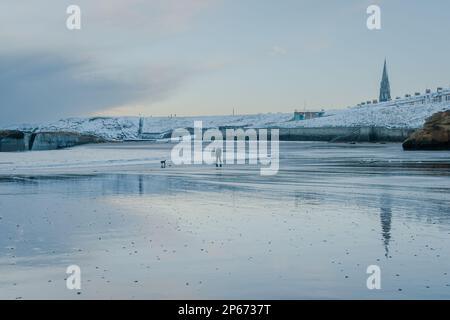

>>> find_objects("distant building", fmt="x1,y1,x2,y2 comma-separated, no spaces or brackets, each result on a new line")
293,111,325,121
379,59,392,102
353,60,450,108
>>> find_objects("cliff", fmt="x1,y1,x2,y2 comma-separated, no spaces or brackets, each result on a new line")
0,131,105,152
0,130,27,152
403,111,450,150
30,132,105,151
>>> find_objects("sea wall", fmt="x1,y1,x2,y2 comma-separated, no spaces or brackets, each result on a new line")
278,126,416,142
168,126,415,142
1,126,417,152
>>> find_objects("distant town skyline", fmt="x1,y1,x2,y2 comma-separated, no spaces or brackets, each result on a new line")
1,0,450,125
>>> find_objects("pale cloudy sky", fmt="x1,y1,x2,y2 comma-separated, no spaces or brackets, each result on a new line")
1,0,450,125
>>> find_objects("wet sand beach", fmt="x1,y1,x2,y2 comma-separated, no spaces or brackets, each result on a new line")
1,142,450,299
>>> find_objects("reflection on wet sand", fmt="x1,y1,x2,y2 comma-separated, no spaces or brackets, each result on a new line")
380,194,392,258
1,142,450,299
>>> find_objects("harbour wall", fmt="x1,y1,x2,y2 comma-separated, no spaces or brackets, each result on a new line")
277,126,416,142
162,126,416,143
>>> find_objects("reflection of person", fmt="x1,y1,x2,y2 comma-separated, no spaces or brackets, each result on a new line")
215,147,222,167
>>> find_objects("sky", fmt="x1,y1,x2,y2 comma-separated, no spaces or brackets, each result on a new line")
1,0,450,125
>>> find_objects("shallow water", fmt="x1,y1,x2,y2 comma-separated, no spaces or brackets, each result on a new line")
0,142,450,299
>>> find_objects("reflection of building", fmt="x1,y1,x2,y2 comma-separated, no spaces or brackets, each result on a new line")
293,111,325,121
380,194,392,258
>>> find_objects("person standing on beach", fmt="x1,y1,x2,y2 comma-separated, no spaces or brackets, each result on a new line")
215,147,223,167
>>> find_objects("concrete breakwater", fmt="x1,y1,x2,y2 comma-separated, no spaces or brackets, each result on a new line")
278,126,416,142
0,131,105,152
161,126,416,143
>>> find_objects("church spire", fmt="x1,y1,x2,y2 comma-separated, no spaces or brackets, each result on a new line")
379,59,391,102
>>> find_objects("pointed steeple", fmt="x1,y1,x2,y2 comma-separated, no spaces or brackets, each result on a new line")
379,59,391,102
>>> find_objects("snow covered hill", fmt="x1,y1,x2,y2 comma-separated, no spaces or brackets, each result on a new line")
4,99,450,141
283,101,450,129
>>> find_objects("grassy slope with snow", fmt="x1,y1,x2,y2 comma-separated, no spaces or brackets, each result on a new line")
282,102,450,129
4,101,450,140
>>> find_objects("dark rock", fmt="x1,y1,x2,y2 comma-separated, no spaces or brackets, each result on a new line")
0,130,26,152
403,111,450,150
0,130,24,140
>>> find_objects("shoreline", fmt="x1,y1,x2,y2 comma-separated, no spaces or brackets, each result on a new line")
2,141,450,178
